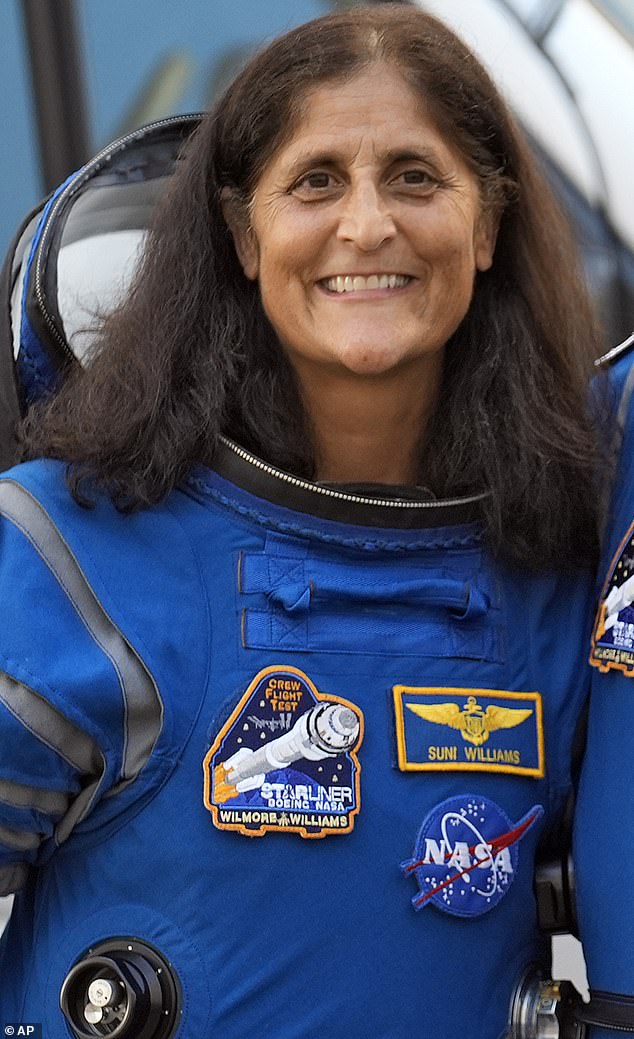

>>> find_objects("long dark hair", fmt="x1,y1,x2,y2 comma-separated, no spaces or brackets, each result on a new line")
20,4,605,565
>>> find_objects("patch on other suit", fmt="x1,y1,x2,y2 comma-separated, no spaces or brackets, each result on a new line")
591,520,634,675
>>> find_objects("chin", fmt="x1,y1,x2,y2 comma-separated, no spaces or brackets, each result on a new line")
342,357,403,377
334,342,425,378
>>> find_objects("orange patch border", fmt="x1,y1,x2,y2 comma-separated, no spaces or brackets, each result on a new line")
203,665,364,838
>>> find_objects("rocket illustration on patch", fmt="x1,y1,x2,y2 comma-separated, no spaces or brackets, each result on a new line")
204,666,364,838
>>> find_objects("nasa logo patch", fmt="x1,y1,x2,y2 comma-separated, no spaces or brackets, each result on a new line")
203,666,364,838
591,519,634,675
400,795,543,917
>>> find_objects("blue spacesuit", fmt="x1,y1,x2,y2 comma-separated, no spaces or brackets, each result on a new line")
0,436,594,1038
576,335,634,1039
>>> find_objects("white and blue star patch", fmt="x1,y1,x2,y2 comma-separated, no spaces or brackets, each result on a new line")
401,794,543,917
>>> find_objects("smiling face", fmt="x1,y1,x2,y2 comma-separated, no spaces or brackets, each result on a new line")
226,64,496,385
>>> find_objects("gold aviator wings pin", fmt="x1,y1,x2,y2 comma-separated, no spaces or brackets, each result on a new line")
406,696,533,747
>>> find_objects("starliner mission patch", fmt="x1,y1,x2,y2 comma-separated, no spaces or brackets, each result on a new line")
203,666,364,837
393,687,544,777
591,519,634,675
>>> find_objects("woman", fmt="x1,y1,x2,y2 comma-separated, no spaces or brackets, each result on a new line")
0,6,604,1037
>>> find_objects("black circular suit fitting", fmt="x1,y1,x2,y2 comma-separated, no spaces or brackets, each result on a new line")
60,937,181,1039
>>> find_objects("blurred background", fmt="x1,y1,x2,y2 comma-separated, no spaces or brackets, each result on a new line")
2,0,633,348
1,0,632,989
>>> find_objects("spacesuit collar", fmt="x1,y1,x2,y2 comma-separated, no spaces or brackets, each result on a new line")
207,436,486,530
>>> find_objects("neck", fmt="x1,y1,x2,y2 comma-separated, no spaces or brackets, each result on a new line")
295,358,443,485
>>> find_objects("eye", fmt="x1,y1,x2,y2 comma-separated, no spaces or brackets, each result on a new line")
391,168,439,193
291,170,341,199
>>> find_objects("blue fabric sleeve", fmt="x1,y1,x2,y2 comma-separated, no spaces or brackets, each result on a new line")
0,498,124,892
575,351,634,1035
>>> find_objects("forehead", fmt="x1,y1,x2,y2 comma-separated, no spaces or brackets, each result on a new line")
263,64,465,174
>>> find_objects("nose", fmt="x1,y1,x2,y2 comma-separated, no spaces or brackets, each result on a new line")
336,180,397,251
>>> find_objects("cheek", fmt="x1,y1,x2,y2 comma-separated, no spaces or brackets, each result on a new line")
257,206,332,276
427,245,478,295
256,258,307,345
418,200,483,260
258,238,319,310
426,222,483,288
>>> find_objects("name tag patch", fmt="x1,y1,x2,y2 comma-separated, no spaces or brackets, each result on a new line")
393,686,544,777
400,795,543,917
591,520,634,675
203,666,363,838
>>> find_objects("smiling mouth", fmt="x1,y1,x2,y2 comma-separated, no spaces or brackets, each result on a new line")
321,274,413,294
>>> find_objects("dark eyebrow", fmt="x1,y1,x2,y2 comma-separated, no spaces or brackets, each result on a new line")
383,148,441,164
285,153,340,177
284,146,443,178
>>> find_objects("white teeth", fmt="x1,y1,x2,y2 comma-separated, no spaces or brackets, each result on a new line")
324,274,410,293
